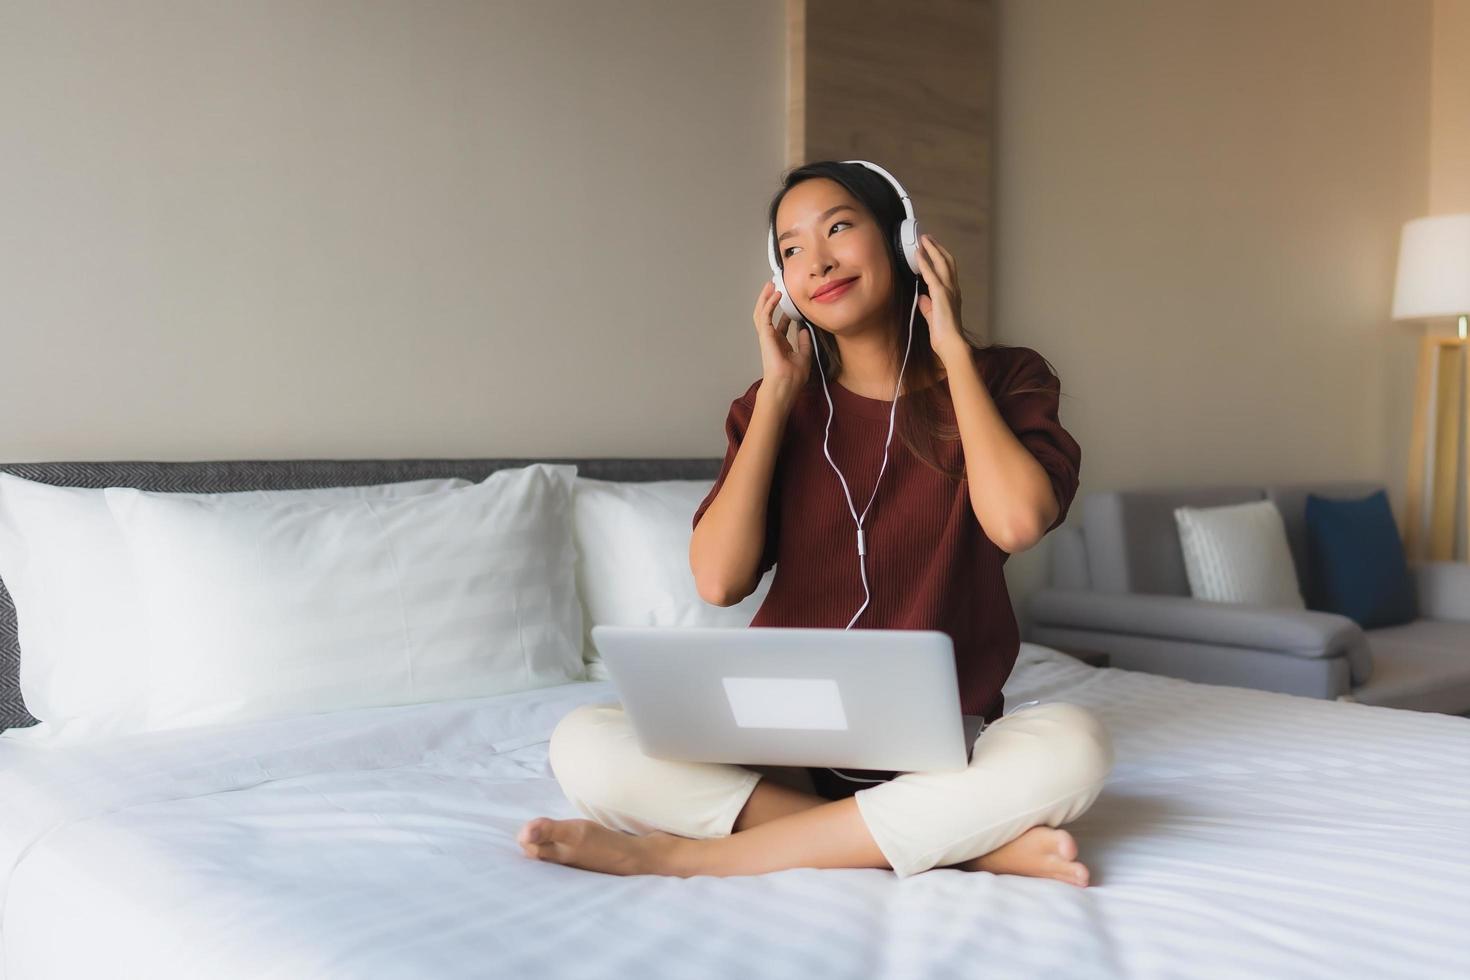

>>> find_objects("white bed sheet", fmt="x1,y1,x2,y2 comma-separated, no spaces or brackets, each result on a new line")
2,643,1468,980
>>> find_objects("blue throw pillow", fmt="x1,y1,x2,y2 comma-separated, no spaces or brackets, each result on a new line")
1303,490,1416,629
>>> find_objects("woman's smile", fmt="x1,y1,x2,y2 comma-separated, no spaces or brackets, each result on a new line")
812,276,859,303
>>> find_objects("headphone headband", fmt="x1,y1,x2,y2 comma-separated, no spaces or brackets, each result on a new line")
766,159,918,274
842,159,916,223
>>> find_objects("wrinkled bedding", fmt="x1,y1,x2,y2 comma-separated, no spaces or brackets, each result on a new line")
2,643,1467,979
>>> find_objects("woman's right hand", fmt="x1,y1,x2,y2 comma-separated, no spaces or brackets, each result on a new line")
752,280,813,407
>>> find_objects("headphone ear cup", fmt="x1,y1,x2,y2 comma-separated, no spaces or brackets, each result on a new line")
772,272,803,323
898,218,922,275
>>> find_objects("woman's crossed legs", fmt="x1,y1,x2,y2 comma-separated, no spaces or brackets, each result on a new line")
518,699,1114,884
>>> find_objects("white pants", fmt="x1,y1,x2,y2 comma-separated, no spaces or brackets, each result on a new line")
546,699,1115,879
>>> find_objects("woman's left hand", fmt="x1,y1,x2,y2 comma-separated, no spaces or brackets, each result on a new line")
916,233,967,364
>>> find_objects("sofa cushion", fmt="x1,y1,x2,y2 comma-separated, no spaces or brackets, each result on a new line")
1304,490,1416,628
1047,524,1091,590
1410,560,1470,622
1263,480,1386,607
1173,500,1305,608
1357,620,1470,714
1082,486,1264,595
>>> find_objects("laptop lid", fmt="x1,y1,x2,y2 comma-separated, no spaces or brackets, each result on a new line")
590,625,976,772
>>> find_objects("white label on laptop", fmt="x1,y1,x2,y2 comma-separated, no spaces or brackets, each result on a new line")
721,677,849,730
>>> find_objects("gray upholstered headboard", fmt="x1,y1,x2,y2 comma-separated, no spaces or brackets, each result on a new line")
0,457,722,731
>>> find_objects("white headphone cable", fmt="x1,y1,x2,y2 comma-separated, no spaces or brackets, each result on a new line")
804,284,919,784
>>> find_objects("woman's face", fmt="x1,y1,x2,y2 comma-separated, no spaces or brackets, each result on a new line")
774,178,893,336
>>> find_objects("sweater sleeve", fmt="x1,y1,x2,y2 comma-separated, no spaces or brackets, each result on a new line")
691,381,782,578
990,347,1082,535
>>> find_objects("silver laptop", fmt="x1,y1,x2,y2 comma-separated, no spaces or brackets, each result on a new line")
590,625,986,773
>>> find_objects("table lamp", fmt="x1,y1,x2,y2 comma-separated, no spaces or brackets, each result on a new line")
1394,212,1470,562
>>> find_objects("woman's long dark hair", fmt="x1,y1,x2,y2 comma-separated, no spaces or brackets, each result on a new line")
767,160,1054,482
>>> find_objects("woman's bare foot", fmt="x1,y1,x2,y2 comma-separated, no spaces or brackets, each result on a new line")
956,825,1091,886
517,816,681,876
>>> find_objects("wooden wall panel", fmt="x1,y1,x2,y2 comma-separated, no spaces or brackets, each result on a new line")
786,0,994,341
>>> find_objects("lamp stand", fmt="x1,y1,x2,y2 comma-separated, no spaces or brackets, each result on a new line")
1404,323,1470,562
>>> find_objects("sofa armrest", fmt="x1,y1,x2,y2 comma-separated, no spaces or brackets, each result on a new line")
1409,561,1470,623
1028,588,1368,669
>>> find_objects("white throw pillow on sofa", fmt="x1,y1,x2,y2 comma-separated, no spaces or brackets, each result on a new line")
100,463,585,734
1173,499,1305,608
0,472,471,742
573,477,774,680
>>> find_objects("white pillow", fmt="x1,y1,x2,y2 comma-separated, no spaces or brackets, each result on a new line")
1173,500,1305,607
98,463,585,734
0,472,471,742
572,477,774,681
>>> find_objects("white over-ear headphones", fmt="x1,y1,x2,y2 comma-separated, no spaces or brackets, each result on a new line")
767,160,926,786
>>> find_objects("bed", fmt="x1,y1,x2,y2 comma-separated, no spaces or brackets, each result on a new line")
2,460,1468,979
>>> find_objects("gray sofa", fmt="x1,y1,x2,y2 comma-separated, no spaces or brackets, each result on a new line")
1025,480,1470,716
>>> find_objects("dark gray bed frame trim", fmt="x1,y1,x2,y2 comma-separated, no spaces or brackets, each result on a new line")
0,457,723,731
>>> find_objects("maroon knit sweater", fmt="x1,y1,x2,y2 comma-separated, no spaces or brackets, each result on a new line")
691,344,1081,799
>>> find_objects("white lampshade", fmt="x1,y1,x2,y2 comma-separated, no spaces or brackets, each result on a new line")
1392,212,1470,320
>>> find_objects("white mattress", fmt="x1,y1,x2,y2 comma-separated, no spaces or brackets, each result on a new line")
2,643,1467,980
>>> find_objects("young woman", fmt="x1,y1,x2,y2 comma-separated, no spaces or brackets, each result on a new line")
518,161,1113,885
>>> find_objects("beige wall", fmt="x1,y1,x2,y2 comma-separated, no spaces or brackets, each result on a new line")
993,0,1434,620
1430,0,1470,212
0,1,1450,626
0,0,787,460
